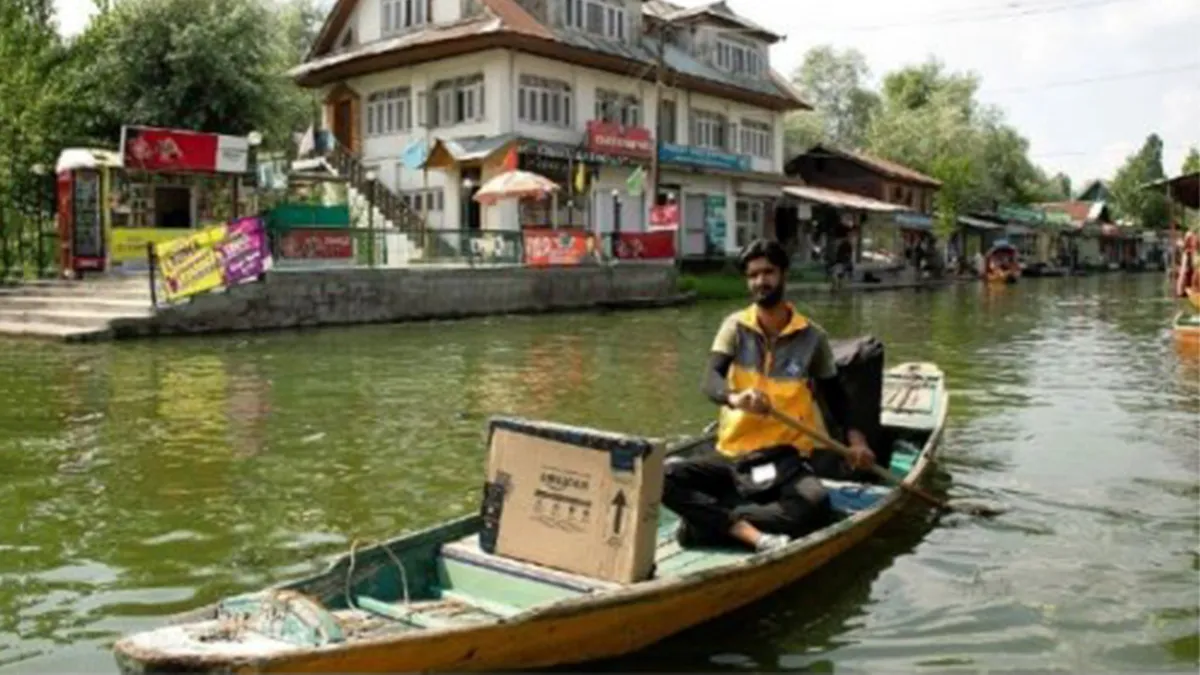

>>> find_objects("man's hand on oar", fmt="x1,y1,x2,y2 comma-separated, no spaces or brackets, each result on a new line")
764,407,1006,518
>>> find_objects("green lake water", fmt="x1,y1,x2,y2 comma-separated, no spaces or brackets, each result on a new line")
1,274,1197,672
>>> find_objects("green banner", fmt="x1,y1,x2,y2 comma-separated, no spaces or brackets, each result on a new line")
265,204,351,232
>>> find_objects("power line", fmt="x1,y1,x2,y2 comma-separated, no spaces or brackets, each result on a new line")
800,0,1145,33
984,63,1200,93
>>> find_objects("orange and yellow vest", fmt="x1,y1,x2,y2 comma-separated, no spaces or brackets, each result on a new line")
716,304,832,459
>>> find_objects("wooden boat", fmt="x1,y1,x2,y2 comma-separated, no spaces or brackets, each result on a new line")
112,362,949,674
983,241,1020,284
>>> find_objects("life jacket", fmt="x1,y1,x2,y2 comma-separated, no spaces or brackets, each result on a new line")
716,303,833,459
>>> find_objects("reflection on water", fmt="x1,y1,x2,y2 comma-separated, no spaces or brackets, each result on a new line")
0,274,1196,673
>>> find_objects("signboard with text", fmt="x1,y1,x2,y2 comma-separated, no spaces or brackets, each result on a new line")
121,125,250,174
649,203,680,230
523,228,595,266
615,231,676,260
586,121,653,159
279,229,354,260
658,143,751,172
154,216,270,303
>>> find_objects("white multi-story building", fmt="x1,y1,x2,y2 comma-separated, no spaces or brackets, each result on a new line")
291,0,809,257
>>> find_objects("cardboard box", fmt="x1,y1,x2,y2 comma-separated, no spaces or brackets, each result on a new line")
477,417,664,584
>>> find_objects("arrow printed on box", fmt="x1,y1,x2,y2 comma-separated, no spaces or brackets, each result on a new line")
611,490,627,536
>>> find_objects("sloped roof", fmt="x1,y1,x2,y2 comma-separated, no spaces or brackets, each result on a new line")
645,0,781,42
1142,172,1199,210
296,0,805,109
801,144,942,188
782,185,908,212
1037,200,1113,224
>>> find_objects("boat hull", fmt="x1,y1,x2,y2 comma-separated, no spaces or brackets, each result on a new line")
114,364,949,674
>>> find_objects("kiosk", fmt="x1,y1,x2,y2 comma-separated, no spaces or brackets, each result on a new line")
54,125,254,277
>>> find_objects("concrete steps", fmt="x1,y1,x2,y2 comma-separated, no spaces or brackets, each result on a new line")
0,277,155,341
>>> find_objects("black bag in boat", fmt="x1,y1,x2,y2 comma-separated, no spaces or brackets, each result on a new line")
811,335,888,480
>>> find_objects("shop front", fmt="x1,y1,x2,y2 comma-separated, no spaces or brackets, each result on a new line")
658,143,755,259
55,125,255,277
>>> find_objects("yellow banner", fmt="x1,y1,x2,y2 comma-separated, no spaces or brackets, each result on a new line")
111,228,183,264
153,223,228,302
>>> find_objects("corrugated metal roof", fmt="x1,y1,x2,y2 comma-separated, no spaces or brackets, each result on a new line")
781,185,908,212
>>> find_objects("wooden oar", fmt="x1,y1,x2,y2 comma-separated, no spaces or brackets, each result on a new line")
765,408,1004,518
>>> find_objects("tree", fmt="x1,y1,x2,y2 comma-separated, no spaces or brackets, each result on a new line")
1109,134,1170,228
62,0,314,155
785,46,879,152
1183,146,1200,175
1049,172,1072,200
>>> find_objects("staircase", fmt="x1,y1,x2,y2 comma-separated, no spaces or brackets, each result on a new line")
301,142,432,264
0,276,154,341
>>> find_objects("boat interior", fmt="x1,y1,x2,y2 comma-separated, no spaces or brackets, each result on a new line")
174,440,934,651
134,364,945,659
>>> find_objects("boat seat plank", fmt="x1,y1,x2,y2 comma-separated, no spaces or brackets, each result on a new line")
353,596,495,630
438,589,522,618
440,534,622,593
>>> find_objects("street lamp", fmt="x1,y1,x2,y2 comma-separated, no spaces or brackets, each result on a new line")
365,168,377,266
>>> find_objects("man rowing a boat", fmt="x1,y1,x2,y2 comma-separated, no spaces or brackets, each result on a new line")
662,239,876,553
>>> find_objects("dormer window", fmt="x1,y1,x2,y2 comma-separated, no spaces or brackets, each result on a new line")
383,0,428,36
716,38,762,77
565,0,625,41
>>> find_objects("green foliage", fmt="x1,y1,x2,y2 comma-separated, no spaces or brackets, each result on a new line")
785,46,879,152
1110,134,1170,229
1182,147,1200,175
787,51,1075,227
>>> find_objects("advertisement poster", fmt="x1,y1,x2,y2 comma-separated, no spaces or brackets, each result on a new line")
523,228,595,266
218,217,269,286
111,229,181,266
704,195,726,255
614,231,676,260
649,203,680,230
154,217,270,303
279,229,354,260
121,125,249,174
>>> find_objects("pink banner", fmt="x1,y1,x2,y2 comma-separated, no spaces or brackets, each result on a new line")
218,216,270,286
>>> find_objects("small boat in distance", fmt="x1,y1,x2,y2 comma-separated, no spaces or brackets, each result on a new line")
112,362,949,674
983,241,1021,284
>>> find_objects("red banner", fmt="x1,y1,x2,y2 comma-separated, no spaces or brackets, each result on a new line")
279,229,354,259
649,203,680,230
614,231,676,260
121,125,249,174
523,228,595,266
585,120,653,159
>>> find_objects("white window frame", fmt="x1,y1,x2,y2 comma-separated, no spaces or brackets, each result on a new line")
382,0,428,36
690,109,727,150
394,185,445,212
565,0,625,40
735,199,766,247
739,119,772,159
518,75,573,128
365,87,413,137
430,74,485,128
715,38,763,77
595,88,641,127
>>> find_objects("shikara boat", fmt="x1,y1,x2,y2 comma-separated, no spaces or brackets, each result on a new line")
113,362,949,674
983,241,1020,285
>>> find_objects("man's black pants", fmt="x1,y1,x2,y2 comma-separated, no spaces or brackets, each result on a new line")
661,447,835,545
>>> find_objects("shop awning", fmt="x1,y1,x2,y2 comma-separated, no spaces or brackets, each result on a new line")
424,133,518,170
893,212,932,230
958,215,1003,230
780,185,907,212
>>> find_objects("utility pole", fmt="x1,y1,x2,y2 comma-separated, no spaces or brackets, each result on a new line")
648,19,678,266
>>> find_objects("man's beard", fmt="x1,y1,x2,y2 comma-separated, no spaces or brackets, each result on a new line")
753,283,785,308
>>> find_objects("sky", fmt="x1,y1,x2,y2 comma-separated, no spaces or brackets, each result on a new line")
52,0,1199,190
